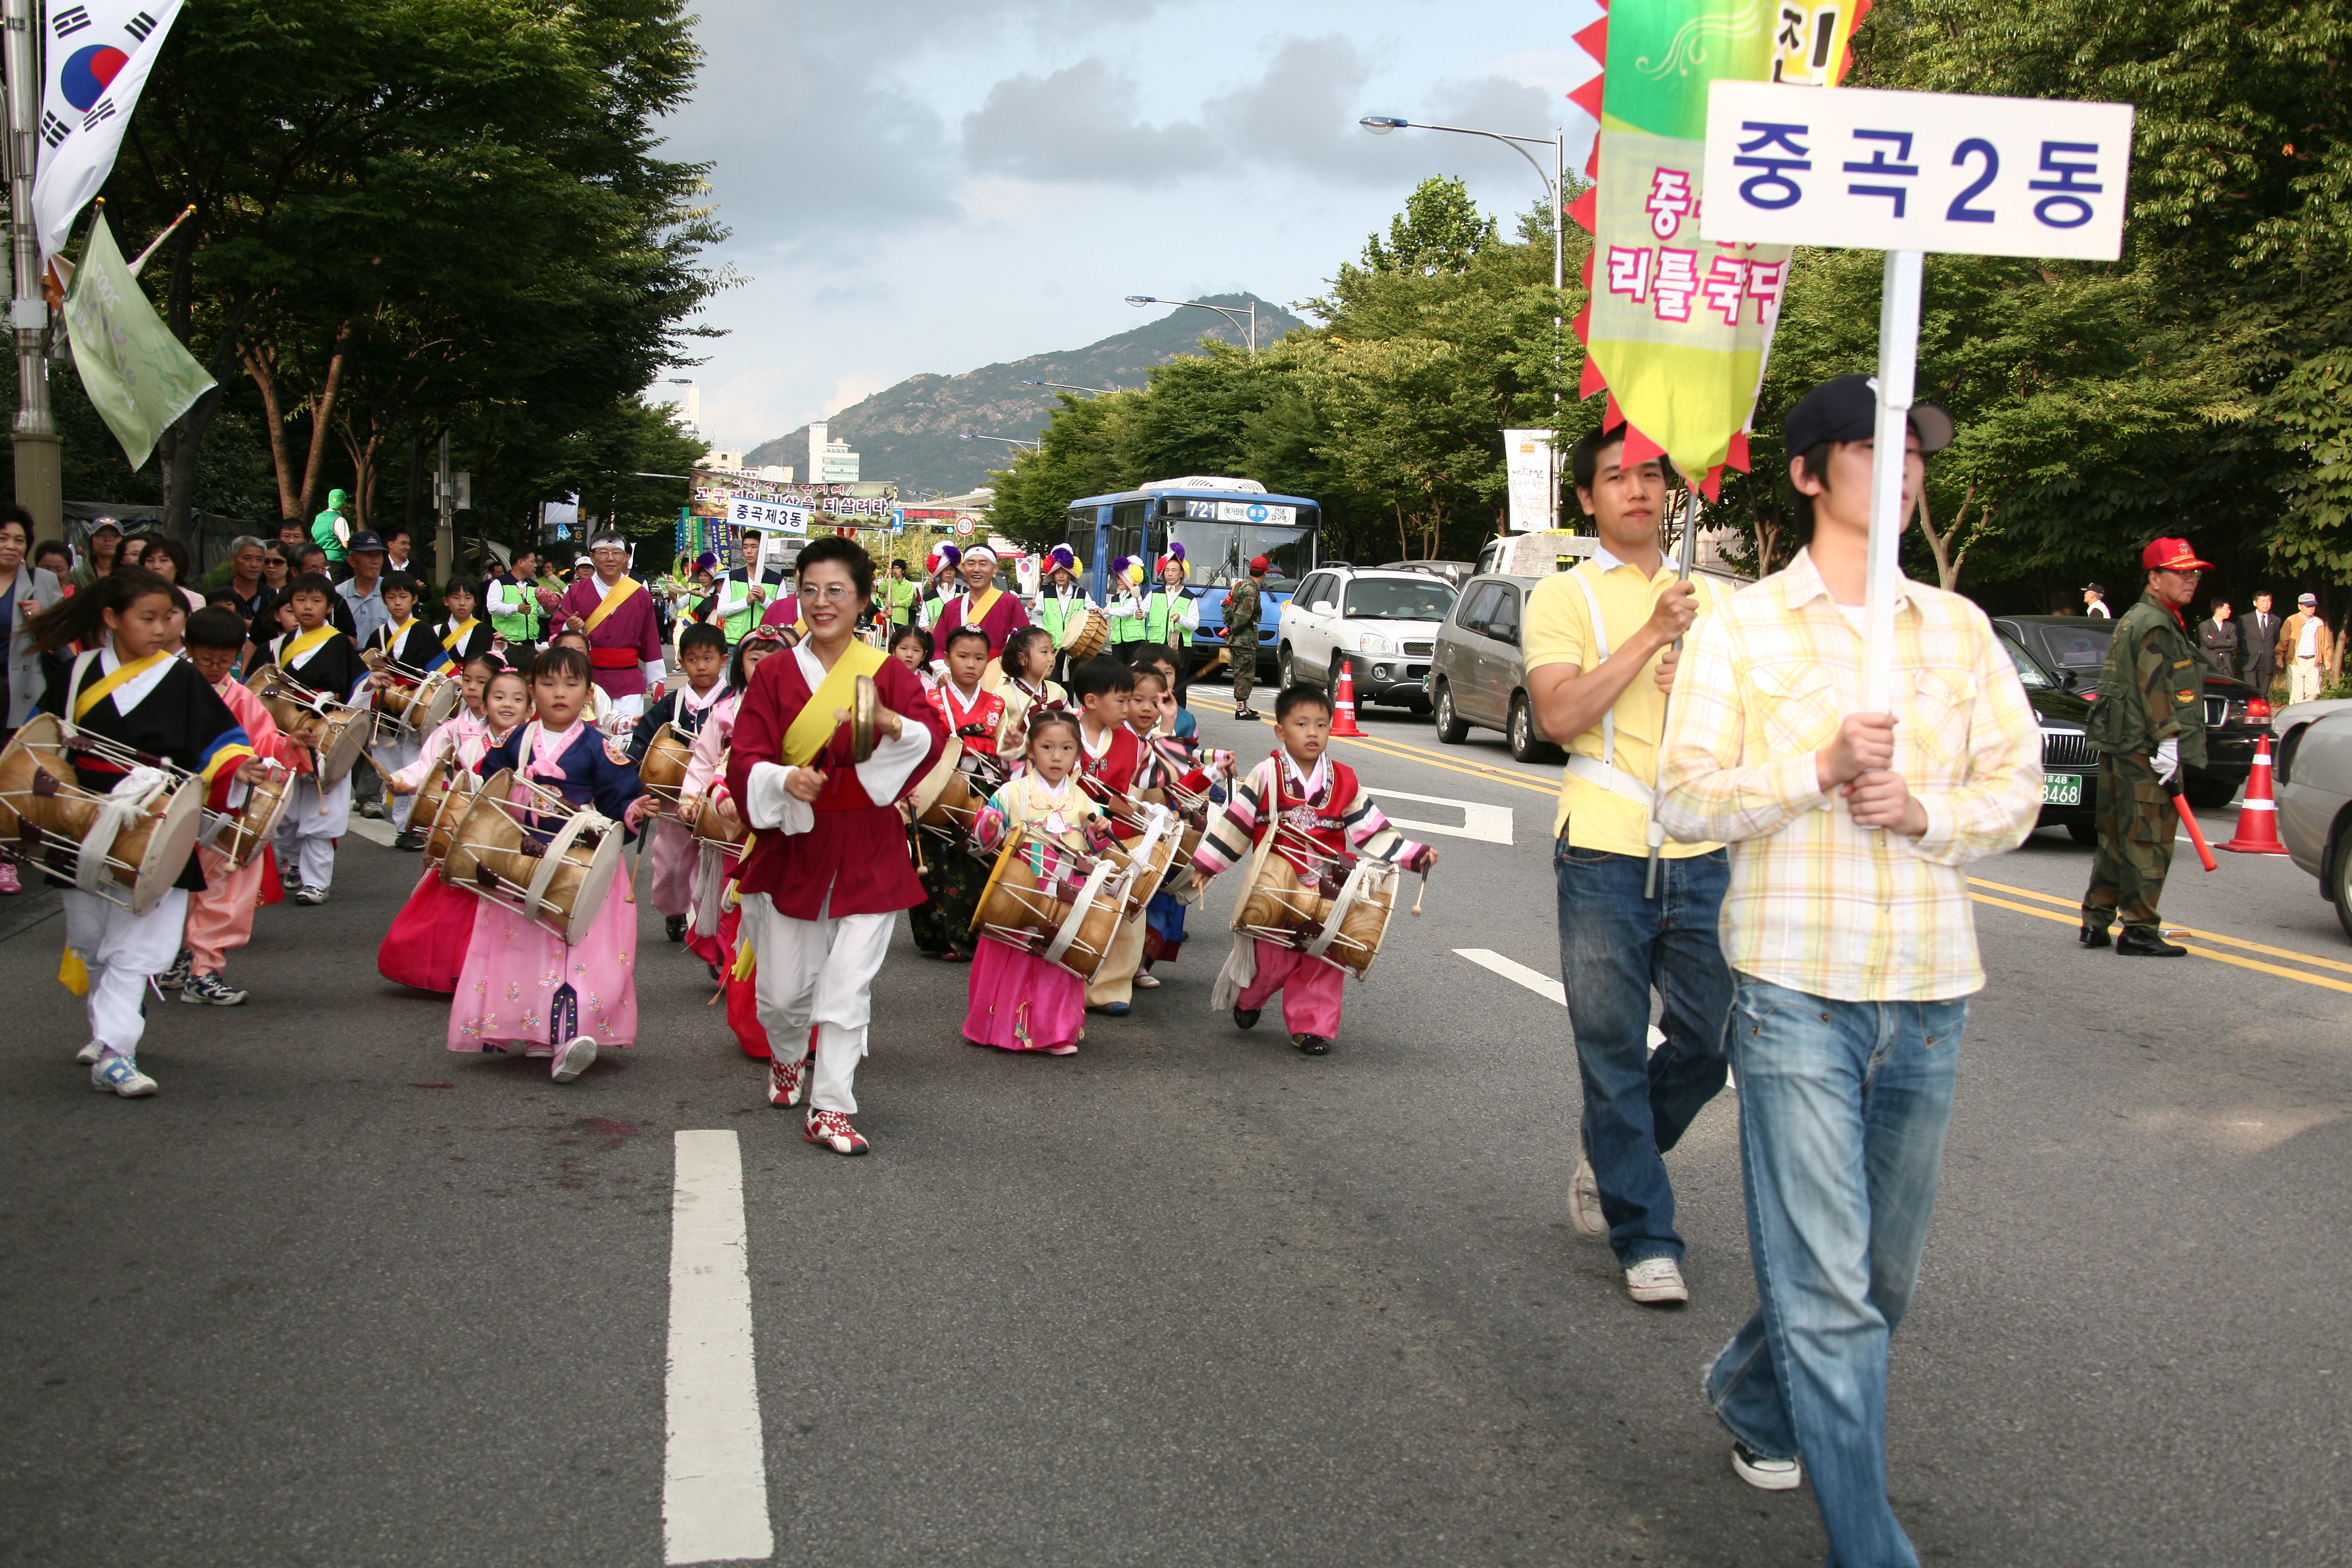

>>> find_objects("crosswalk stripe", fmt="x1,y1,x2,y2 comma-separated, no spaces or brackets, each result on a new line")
664,1131,774,1565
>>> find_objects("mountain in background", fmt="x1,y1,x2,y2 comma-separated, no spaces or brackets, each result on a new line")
743,293,1305,498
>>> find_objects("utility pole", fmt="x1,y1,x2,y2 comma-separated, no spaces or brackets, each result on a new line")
3,0,58,543
435,429,454,588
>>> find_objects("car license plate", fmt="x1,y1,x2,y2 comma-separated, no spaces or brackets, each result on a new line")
2043,773,2083,806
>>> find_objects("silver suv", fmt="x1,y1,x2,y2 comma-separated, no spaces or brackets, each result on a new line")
1276,565,1455,712
1429,573,1558,761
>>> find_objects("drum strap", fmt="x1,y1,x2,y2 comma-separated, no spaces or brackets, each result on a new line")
1306,858,1384,962
76,768,173,894
1045,860,1118,967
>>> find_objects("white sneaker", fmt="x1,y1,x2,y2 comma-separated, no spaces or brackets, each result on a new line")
1570,1157,1606,1239
1732,1441,1803,1491
75,1039,104,1065
551,1035,598,1082
1624,1257,1689,1305
1132,971,1161,989
91,1055,158,1097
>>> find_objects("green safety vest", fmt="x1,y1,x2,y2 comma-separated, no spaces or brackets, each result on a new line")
1034,590,1084,641
1109,587,1149,644
879,578,919,626
489,574,540,643
1145,588,1193,648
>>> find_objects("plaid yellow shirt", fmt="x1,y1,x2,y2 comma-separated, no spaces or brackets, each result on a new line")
1656,549,2042,1002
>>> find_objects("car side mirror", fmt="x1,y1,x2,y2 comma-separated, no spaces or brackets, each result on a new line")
1313,600,1335,614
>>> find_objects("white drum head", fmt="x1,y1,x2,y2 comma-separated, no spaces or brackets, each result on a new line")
131,781,204,916
547,813,623,944
911,737,967,817
419,673,462,733
320,710,373,785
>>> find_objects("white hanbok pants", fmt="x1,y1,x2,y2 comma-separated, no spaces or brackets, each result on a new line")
274,771,352,889
370,736,420,831
64,887,188,1061
741,891,893,1115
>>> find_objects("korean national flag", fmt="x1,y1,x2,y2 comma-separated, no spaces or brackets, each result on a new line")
32,0,187,259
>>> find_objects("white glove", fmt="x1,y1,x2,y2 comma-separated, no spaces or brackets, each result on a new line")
2154,737,2180,783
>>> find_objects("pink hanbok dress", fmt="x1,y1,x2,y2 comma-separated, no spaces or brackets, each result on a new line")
378,711,493,993
446,720,644,1060
962,773,1103,1055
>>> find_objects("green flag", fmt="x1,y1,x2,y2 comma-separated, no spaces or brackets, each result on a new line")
64,212,215,471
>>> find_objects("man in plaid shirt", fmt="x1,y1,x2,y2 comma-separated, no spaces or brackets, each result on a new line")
1657,376,2040,1565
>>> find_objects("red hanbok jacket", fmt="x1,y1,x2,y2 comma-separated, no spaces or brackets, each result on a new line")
725,645,945,919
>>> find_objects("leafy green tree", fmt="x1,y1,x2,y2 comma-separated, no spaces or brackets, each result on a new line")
1360,176,1499,276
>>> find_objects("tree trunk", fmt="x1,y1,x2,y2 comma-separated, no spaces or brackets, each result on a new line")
243,346,299,520
297,321,352,517
1915,484,1976,593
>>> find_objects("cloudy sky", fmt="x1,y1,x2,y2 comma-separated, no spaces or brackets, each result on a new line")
658,0,1602,453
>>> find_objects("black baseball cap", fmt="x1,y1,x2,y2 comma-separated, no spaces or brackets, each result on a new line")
1783,374,1954,456
346,530,387,553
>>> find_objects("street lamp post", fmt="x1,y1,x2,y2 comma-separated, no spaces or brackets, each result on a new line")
1361,114,1566,533
1124,296,1258,356
958,432,1042,452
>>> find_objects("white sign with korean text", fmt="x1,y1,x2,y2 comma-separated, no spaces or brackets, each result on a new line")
730,498,811,536
1502,429,1556,534
1700,83,2133,261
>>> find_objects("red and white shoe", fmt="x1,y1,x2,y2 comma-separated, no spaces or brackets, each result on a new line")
767,1050,813,1108
0,860,20,894
803,1108,868,1155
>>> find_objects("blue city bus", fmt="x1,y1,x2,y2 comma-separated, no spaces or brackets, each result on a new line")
1063,480,1319,677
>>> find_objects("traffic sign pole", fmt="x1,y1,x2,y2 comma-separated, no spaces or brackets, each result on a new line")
1864,248,1923,716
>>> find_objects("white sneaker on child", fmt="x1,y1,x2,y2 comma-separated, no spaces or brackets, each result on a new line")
551,1036,598,1082
76,1039,104,1065
91,1055,158,1097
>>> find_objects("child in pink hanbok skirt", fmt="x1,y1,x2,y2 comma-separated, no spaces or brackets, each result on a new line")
445,646,648,1082
680,626,789,1060
379,654,513,992
963,714,1108,1055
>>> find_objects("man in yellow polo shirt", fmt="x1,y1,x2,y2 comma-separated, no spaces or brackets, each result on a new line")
1524,424,1735,1311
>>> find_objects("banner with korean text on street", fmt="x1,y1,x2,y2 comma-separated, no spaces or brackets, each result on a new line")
1567,0,1865,491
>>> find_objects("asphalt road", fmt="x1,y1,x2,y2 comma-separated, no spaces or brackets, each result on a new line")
4,687,2348,1567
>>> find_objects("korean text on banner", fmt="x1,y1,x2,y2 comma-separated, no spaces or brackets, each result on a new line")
63,213,215,471
1576,1,1856,488
1698,83,2133,261
32,0,188,259
1503,429,1556,534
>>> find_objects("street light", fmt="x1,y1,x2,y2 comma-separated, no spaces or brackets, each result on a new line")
1125,295,1258,356
1360,113,1567,531
959,431,1041,451
1020,379,1124,396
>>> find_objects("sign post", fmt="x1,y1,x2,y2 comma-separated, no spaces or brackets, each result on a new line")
1702,82,2133,709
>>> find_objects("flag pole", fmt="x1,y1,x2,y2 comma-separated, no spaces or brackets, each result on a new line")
1864,251,1923,718
1643,480,1702,900
2,0,60,544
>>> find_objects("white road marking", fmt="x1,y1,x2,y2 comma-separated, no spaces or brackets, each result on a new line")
1454,948,1675,1056
664,1131,774,1565
344,815,397,846
1376,788,1514,845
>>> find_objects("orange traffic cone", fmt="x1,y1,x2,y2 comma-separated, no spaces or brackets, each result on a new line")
2222,733,2290,854
1329,659,1365,737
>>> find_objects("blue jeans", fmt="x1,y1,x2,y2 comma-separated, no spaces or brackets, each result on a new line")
1706,976,1967,1568
1553,841,1734,1268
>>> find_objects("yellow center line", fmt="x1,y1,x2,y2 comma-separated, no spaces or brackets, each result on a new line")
1331,733,1562,799
1971,892,2352,995
1969,874,2352,977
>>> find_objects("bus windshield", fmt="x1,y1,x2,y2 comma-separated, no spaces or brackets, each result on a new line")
1167,517,1316,589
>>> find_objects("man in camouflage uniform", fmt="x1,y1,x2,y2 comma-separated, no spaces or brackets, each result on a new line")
1223,555,1269,720
2081,537,2216,956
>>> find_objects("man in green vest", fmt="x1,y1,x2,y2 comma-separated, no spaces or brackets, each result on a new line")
1138,544,1200,703
878,557,920,630
1104,554,1150,651
311,488,353,565
487,546,544,648
2080,536,2216,956
717,531,787,644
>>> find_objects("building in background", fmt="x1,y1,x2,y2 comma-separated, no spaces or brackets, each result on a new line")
701,448,744,471
755,464,794,482
820,438,860,483
651,378,702,440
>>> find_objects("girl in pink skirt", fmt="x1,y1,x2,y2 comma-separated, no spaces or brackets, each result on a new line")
963,714,1110,1055
379,653,511,992
445,646,648,1082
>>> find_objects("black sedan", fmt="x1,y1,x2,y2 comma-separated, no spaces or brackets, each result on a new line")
2000,633,2098,840
1994,614,2268,810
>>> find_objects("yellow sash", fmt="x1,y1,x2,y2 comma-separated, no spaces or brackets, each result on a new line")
380,617,417,654
280,625,338,668
582,575,642,635
441,618,478,653
960,586,1002,629
73,651,172,720
780,641,887,767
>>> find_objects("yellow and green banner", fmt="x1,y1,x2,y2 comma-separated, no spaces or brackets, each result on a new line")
1569,0,1864,490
